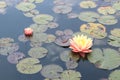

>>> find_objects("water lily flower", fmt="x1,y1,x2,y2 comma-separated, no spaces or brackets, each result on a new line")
69,34,93,58
24,28,33,36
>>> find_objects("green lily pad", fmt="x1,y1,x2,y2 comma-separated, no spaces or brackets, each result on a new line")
112,2,120,10
35,0,44,3
97,15,118,25
78,11,100,22
80,23,107,39
28,47,48,59
30,33,48,43
0,1,7,8
108,35,120,47
97,6,116,15
109,70,120,80
0,38,19,56
41,64,63,79
16,2,36,12
33,14,54,25
60,50,80,62
45,34,56,43
61,70,81,80
53,5,72,14
79,1,97,8
16,58,42,74
30,24,48,33
88,48,120,70
24,9,39,17
110,28,120,37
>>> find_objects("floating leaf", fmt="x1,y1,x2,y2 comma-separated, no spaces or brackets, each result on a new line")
61,70,81,80
109,70,120,80
45,34,56,43
7,52,25,64
18,34,29,42
97,15,118,25
53,5,72,14
108,35,120,47
88,48,120,70
30,42,42,47
110,28,120,37
54,35,71,47
16,2,36,12
60,50,80,62
41,64,63,79
66,61,78,69
0,1,7,8
30,24,48,33
55,30,64,36
112,2,120,10
0,38,19,56
97,6,116,15
67,13,78,19
47,22,59,29
16,58,42,74
35,0,44,3
24,9,39,17
64,29,73,36
33,14,54,25
79,1,97,8
28,47,48,59
80,23,107,39
78,11,100,22
30,33,48,43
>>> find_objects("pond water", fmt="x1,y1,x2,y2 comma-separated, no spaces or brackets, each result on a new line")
0,0,120,80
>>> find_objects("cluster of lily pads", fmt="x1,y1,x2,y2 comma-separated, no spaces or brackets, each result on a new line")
0,1,7,14
0,0,120,80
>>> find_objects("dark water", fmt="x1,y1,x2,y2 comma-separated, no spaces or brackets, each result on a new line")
0,0,120,80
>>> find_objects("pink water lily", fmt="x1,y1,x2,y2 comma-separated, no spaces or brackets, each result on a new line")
24,28,33,36
69,34,93,58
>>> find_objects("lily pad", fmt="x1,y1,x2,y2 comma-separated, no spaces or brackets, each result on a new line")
53,5,72,14
18,34,29,42
110,28,120,37
67,13,78,19
60,50,80,62
0,1,7,8
30,33,48,43
112,2,120,10
16,58,42,74
79,1,97,8
35,0,44,3
0,38,19,56
108,35,120,47
30,42,43,47
80,23,107,39
78,11,100,22
41,64,63,79
54,35,71,47
45,34,56,43
66,61,78,69
47,22,59,29
33,14,54,25
7,52,25,64
97,6,116,15
16,2,36,12
88,48,120,70
61,70,81,80
28,47,48,59
97,15,118,25
30,24,48,33
109,70,120,80
24,9,39,17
